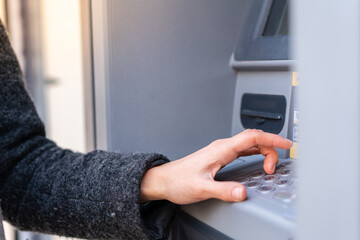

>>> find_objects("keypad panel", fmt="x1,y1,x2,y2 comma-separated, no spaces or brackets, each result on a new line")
234,160,297,206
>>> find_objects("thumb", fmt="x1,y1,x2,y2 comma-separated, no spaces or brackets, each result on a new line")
206,181,247,202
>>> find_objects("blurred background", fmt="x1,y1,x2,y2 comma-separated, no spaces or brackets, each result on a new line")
0,0,86,239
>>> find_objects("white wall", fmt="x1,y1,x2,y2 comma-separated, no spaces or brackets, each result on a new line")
41,0,86,153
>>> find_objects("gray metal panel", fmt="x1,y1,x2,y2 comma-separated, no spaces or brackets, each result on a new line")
98,0,251,159
294,0,360,239
183,199,294,240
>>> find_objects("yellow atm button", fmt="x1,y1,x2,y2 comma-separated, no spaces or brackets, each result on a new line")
292,72,299,86
290,142,298,159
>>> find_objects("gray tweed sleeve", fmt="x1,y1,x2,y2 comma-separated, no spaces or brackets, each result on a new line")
0,21,174,239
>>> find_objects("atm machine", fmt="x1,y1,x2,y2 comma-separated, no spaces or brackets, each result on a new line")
90,0,297,239
90,0,360,239
181,0,297,239
181,0,360,239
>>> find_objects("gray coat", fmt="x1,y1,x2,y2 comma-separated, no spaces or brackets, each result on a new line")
0,21,175,240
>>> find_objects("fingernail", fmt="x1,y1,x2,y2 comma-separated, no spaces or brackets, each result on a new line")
287,139,293,146
232,187,244,201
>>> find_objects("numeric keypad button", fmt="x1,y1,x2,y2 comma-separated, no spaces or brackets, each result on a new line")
263,175,279,182
274,179,292,187
277,169,292,177
244,181,262,188
256,185,275,193
249,171,265,179
234,176,249,184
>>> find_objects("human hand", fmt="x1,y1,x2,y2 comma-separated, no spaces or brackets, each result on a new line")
140,129,293,204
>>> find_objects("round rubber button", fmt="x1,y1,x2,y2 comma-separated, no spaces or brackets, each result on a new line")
263,175,279,182
256,185,275,193
277,169,292,177
274,179,292,187
249,171,265,179
244,181,262,188
234,176,249,184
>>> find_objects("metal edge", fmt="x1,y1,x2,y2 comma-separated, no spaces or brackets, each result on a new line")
230,54,294,71
90,0,110,150
80,0,96,151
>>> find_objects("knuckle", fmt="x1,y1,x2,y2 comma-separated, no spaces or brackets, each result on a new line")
243,129,253,135
243,129,262,145
243,129,262,136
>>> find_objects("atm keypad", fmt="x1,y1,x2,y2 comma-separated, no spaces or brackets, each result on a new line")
234,160,297,207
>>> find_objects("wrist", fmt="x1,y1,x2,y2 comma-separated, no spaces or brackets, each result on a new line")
140,165,166,203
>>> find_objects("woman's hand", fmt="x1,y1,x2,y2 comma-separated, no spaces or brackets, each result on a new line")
140,129,293,204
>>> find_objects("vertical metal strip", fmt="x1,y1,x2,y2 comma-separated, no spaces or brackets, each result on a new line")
80,0,96,151
91,0,110,151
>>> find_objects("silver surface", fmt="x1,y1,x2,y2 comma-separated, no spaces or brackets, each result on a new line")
88,1,360,239
294,0,360,239
91,0,252,159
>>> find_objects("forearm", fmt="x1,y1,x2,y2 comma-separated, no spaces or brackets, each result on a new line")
1,139,169,239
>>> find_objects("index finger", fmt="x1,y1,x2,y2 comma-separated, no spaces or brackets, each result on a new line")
231,129,293,153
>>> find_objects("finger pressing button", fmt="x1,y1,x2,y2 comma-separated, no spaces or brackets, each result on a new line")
263,175,279,182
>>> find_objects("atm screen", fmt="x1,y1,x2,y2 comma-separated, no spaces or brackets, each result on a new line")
263,0,288,37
